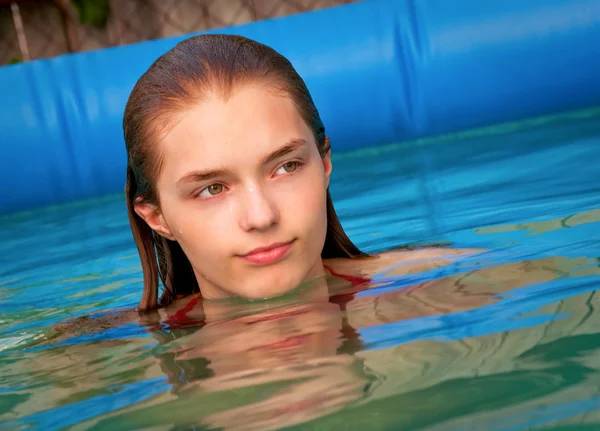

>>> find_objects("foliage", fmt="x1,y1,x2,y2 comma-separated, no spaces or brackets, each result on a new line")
70,0,111,28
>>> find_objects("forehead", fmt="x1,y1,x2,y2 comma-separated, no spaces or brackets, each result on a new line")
157,84,313,178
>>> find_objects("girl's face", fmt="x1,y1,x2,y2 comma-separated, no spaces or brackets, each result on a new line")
135,84,332,299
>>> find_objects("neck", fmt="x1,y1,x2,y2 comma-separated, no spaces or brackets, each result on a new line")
202,270,330,323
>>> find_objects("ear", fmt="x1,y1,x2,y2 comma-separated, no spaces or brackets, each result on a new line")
133,200,176,241
322,147,332,189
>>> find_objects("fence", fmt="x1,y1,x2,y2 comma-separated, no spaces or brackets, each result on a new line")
0,0,358,65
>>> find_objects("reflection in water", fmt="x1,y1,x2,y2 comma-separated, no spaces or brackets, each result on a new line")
153,298,368,430
475,209,600,236
3,245,600,430
102,280,381,431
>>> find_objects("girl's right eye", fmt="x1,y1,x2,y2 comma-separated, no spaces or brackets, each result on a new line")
197,183,226,198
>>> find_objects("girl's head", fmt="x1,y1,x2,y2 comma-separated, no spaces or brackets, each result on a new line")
124,34,365,310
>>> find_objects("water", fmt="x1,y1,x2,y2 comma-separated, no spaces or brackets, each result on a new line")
2,108,600,430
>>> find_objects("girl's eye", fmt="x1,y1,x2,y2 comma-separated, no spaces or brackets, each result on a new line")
276,161,299,175
198,183,225,197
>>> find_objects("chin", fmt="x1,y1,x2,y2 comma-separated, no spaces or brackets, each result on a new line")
240,270,304,300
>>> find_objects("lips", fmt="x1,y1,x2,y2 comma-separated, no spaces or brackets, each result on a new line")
238,240,295,265
252,334,310,351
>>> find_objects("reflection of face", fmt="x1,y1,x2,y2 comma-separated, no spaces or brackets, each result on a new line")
163,299,370,431
142,84,332,300
174,300,344,374
203,355,367,431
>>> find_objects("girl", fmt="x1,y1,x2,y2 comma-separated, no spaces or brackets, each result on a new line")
124,33,472,312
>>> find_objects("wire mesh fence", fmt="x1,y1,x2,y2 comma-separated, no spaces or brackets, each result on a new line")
0,0,358,66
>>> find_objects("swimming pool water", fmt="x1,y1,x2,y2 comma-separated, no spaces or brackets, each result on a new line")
1,108,600,430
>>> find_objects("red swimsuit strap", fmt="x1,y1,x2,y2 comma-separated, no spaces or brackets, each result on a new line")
167,295,202,326
323,265,371,286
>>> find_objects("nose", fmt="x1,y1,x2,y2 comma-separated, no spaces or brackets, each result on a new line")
239,184,279,232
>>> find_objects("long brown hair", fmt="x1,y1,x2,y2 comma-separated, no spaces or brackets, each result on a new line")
123,34,366,311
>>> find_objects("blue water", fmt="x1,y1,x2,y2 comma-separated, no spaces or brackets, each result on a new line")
1,108,600,430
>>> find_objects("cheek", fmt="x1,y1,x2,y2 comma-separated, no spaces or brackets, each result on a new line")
279,167,328,236
160,197,234,258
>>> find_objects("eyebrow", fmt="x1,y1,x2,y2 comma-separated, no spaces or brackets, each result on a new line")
261,139,306,165
177,167,232,185
176,139,307,186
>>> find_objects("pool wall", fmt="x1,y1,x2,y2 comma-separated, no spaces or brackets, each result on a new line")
1,0,599,214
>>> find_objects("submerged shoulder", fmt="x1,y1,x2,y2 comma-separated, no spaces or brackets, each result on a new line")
324,247,482,279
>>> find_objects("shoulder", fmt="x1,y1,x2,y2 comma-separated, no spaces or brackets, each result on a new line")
323,247,482,279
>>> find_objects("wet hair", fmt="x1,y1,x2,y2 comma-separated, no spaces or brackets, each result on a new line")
123,34,367,311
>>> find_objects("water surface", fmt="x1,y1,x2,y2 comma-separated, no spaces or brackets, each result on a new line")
1,108,600,430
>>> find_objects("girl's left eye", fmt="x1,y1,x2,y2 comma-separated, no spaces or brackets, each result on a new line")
275,161,299,175
197,183,226,198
